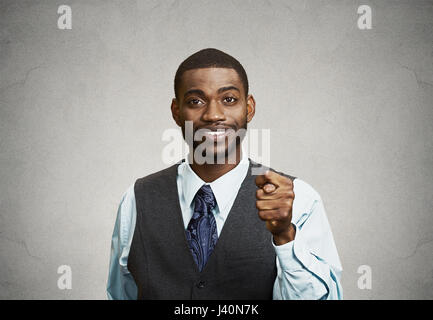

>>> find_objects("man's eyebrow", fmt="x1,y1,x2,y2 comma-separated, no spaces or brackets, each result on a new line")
183,86,240,98
184,89,205,98
217,86,240,94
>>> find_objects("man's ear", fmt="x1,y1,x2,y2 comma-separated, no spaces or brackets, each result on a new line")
246,94,256,123
171,98,182,127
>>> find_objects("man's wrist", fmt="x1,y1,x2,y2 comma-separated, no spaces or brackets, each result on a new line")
273,223,296,246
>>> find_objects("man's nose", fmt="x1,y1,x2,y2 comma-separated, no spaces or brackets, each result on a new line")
202,100,226,122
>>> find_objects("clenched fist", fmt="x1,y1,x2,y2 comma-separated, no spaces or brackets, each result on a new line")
255,170,296,245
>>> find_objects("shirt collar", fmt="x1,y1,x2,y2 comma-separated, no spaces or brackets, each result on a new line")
180,153,250,214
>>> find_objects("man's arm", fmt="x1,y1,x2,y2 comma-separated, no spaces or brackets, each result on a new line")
107,185,138,300
272,180,343,299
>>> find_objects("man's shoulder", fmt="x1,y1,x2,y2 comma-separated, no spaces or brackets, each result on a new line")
290,177,326,227
134,161,182,187
293,178,321,201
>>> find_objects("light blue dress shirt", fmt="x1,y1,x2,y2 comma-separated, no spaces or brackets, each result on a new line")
107,155,343,300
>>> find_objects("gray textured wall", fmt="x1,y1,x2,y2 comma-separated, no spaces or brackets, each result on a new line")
1,0,432,299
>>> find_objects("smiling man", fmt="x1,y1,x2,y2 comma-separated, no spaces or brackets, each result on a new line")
107,48,343,300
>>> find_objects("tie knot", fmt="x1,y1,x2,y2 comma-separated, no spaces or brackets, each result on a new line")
195,184,217,211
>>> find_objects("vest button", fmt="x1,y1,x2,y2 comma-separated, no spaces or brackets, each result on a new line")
196,281,206,289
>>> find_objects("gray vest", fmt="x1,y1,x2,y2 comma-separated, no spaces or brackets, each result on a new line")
127,159,296,299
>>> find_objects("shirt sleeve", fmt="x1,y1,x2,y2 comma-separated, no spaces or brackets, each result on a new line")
106,184,138,300
272,179,343,300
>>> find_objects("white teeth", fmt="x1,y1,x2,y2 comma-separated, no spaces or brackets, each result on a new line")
206,131,225,135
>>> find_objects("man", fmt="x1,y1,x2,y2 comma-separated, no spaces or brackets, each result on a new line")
107,48,343,299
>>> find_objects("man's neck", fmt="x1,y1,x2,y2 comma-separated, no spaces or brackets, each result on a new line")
189,147,243,183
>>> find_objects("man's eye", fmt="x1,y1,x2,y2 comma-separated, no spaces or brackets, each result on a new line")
188,99,202,105
224,97,237,103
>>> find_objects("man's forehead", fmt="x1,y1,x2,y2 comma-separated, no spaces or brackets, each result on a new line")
180,67,243,91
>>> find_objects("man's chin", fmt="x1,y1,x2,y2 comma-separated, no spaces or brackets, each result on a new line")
211,148,239,165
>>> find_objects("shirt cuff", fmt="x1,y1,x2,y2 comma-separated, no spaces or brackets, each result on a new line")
272,223,316,272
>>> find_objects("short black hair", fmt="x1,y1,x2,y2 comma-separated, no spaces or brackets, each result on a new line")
174,48,249,100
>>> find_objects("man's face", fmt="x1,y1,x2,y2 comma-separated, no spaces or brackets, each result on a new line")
171,67,255,163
